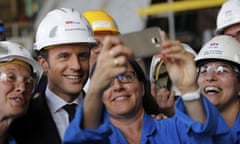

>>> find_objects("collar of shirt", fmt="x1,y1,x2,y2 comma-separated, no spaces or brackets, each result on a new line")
45,85,83,113
109,112,156,144
45,85,84,139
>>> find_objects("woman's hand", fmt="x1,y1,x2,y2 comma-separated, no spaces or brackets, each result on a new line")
151,84,175,117
157,31,198,94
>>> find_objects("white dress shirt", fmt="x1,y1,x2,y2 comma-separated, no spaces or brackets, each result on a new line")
45,86,83,140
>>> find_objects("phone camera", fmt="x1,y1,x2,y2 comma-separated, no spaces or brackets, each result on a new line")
151,37,160,44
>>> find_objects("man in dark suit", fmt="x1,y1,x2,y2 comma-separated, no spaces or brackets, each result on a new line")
10,8,96,144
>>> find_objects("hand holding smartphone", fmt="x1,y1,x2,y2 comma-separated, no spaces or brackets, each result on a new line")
118,27,162,58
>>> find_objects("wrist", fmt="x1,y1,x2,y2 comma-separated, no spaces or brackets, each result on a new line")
181,88,201,101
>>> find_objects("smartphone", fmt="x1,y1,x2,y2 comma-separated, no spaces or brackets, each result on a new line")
118,27,162,58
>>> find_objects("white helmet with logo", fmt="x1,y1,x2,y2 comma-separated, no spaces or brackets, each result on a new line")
0,41,42,82
34,8,96,51
216,0,240,34
195,35,240,67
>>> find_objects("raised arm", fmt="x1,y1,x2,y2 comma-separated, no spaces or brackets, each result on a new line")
83,36,133,128
158,31,206,123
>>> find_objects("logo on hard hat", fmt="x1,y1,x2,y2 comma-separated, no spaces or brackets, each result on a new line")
224,10,233,17
65,21,81,24
209,42,219,49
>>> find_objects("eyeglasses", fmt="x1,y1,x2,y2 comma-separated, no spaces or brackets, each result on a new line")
111,71,137,85
0,71,36,90
198,63,239,75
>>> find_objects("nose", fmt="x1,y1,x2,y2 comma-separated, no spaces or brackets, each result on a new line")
70,55,81,70
205,71,218,82
111,78,124,91
16,82,26,93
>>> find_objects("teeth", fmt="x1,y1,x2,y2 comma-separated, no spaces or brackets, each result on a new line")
16,98,21,102
66,75,80,79
114,96,128,101
205,86,220,93
13,97,23,102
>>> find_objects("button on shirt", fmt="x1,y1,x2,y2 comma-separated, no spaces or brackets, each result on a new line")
45,86,83,140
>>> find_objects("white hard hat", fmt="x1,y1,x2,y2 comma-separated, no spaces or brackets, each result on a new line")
34,8,96,51
149,43,196,94
195,35,240,67
216,0,240,34
0,41,42,83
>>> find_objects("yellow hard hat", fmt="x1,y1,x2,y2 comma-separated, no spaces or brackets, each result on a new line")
83,10,120,34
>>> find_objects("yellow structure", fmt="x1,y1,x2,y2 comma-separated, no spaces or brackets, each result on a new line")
138,0,227,16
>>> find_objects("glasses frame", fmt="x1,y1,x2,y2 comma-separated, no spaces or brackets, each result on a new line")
0,71,36,91
197,63,240,76
111,71,137,85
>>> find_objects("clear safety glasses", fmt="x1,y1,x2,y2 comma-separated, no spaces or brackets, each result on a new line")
0,71,36,91
198,63,239,76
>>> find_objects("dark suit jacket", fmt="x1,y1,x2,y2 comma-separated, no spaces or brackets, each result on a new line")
10,86,62,144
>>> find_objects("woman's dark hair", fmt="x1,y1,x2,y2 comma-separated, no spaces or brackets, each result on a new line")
128,59,160,115
35,49,48,61
32,49,48,94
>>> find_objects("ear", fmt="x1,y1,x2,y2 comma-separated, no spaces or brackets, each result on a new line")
38,56,49,73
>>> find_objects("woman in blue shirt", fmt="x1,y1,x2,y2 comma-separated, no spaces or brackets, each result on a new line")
195,35,240,143
63,33,232,143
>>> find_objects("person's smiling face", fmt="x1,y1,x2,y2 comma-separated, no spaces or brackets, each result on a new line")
0,62,33,118
198,61,240,110
102,63,145,119
40,44,90,101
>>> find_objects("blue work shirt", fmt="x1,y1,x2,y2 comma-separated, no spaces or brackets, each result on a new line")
231,112,240,143
9,137,17,144
63,97,233,144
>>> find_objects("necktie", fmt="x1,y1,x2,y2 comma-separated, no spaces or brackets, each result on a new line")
63,104,77,122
